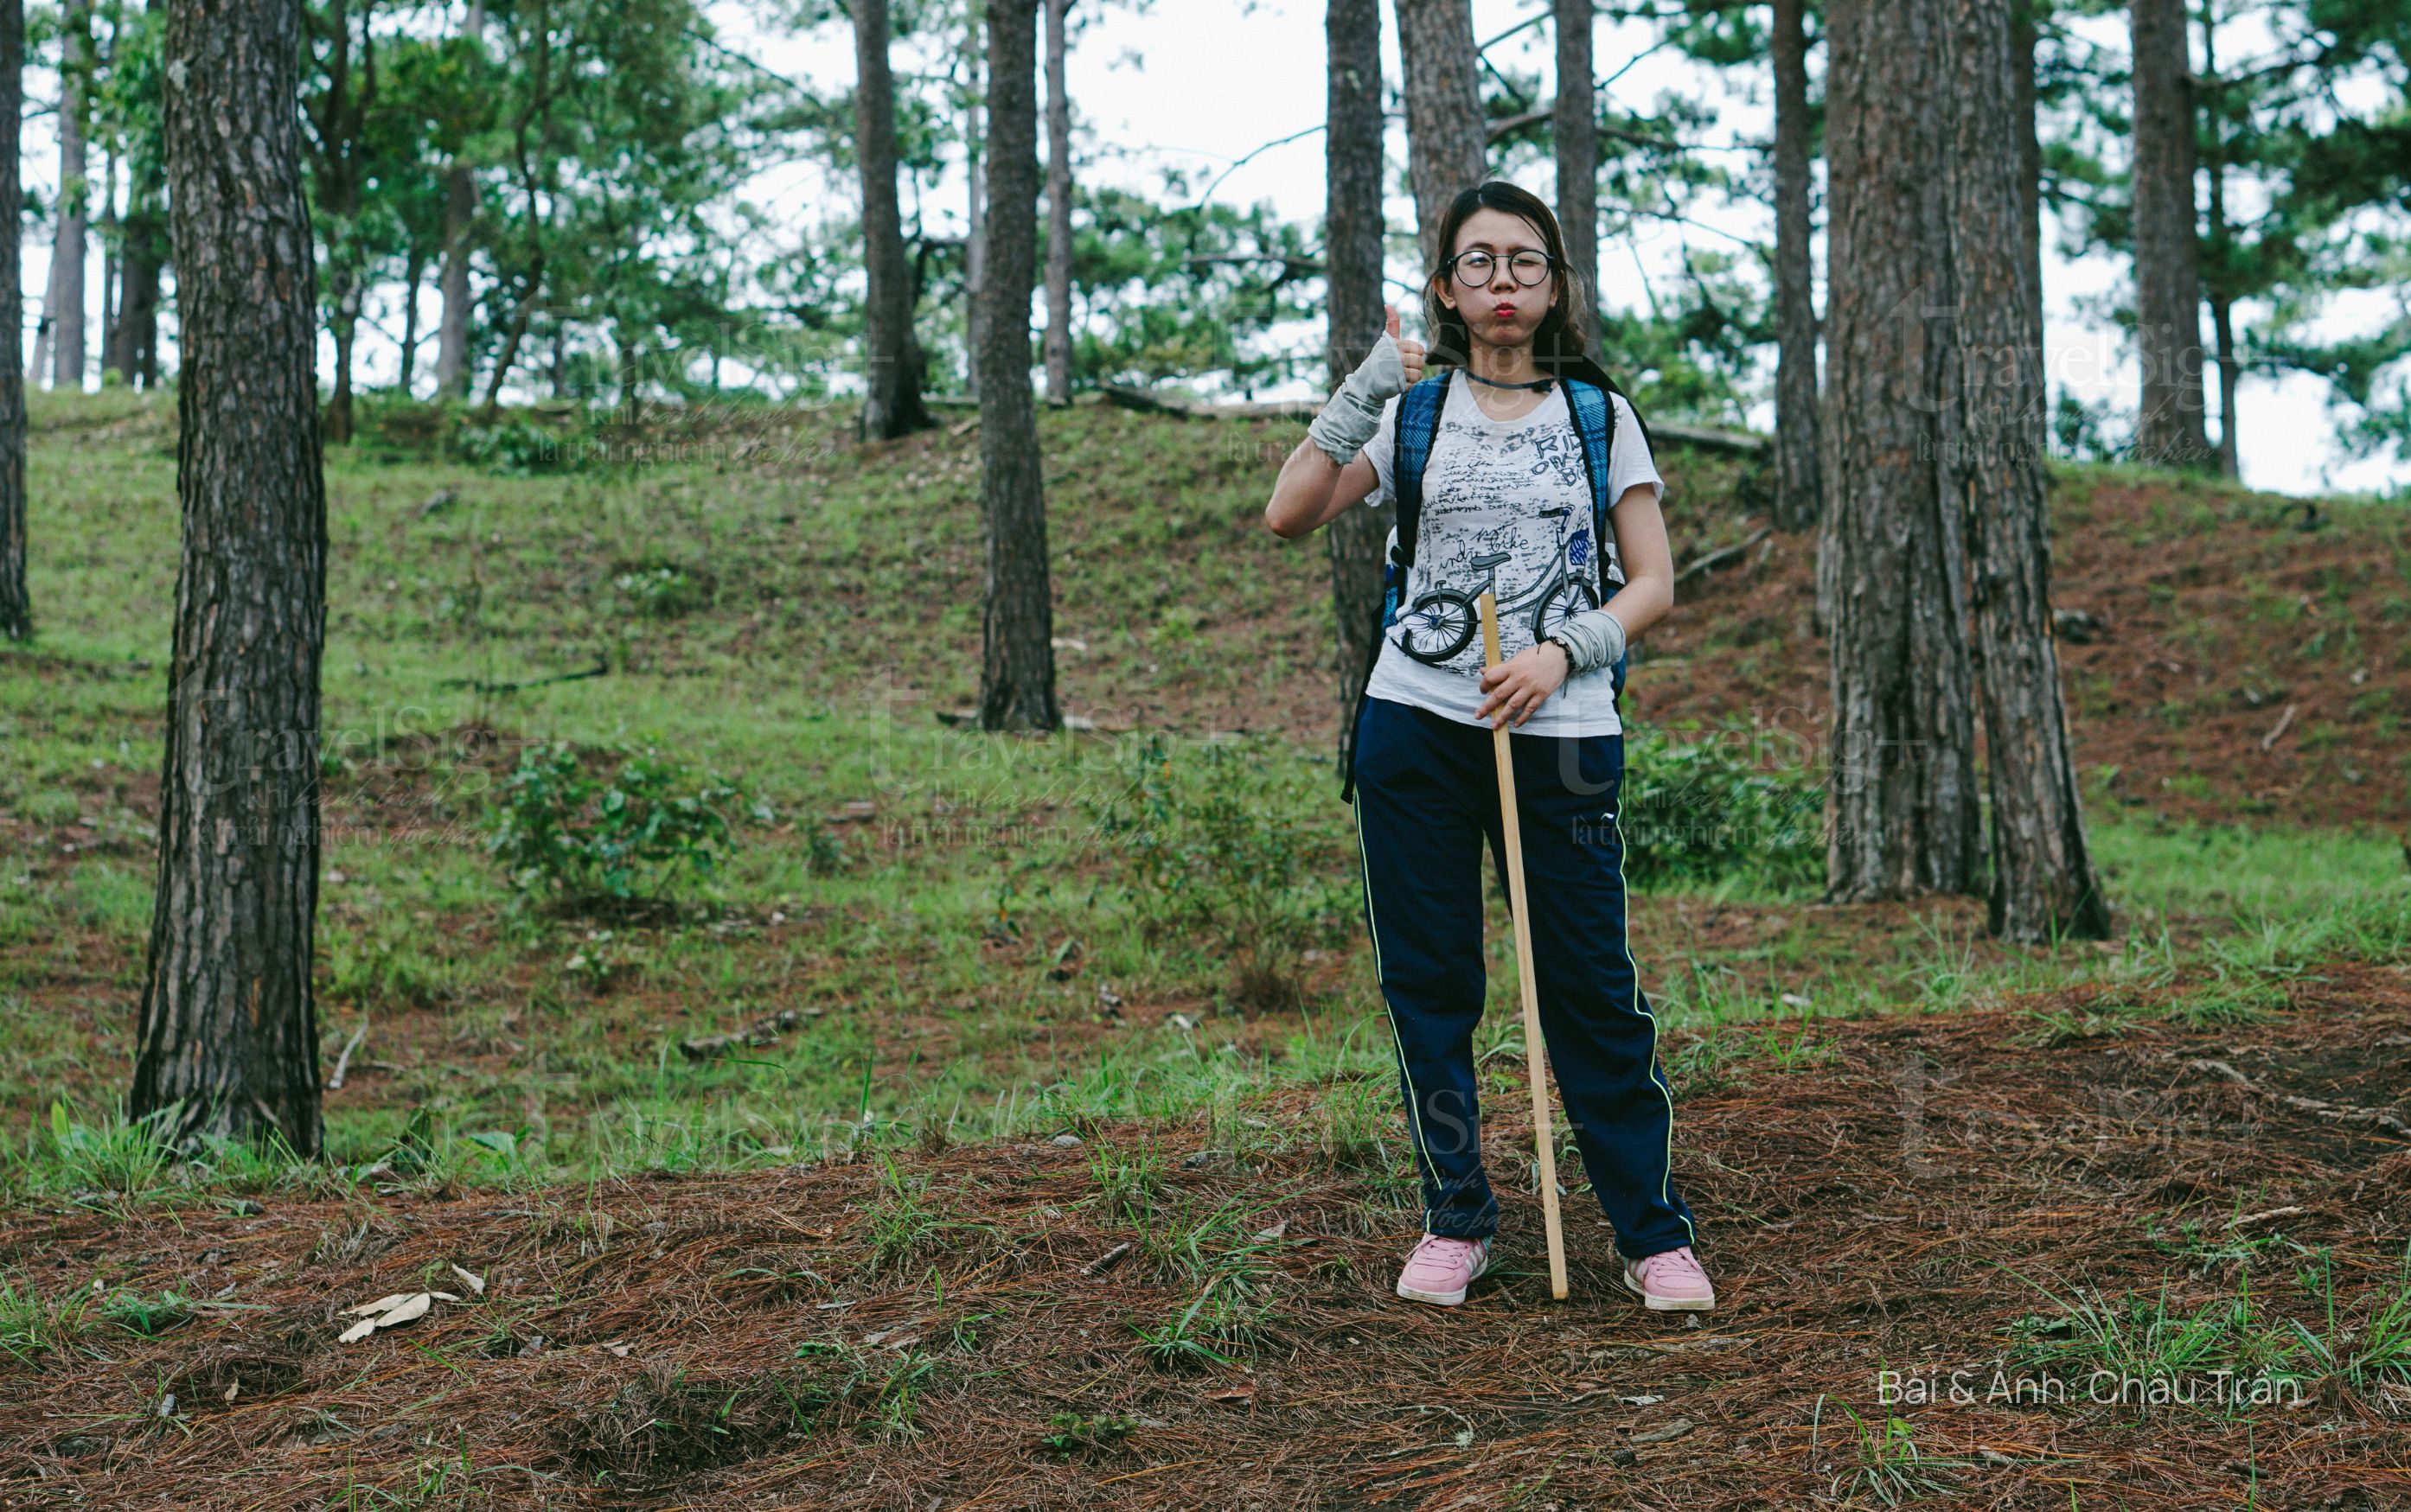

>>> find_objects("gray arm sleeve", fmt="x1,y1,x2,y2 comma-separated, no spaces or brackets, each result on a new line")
1550,605,1627,674
1305,333,1404,466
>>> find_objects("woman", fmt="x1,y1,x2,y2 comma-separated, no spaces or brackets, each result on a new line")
1263,180,1713,1312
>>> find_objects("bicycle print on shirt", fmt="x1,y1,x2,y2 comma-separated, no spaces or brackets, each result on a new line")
1388,399,1619,671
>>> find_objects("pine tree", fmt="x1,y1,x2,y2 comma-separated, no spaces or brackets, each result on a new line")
134,0,331,1154
974,0,1058,731
2129,0,2215,469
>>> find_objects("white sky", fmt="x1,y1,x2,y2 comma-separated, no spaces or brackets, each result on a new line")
15,0,2405,501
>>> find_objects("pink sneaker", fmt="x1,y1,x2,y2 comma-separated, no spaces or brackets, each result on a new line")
1622,1244,1716,1311
1395,1234,1490,1307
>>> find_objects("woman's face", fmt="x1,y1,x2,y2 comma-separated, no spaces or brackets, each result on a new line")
1437,207,1559,348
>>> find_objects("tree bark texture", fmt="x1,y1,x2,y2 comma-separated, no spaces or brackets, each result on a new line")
1397,0,1486,274
1042,0,1073,405
964,8,988,401
2129,0,2211,469
397,245,424,395
854,0,932,439
133,0,330,1156
99,153,117,369
2011,0,2043,373
2200,0,2240,478
105,2,165,392
974,0,1058,732
0,0,27,641
1944,0,2111,941
1552,0,1597,337
1819,0,1982,904
54,0,92,392
1326,0,1391,786
1771,0,1822,536
435,3,485,400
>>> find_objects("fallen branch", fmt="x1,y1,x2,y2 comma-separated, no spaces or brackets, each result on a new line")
1640,421,1766,456
678,1005,828,1061
2183,1056,2411,1136
935,708,1116,732
436,659,610,694
325,1023,369,1092
1677,526,1775,586
1099,384,1318,421
2260,703,2298,750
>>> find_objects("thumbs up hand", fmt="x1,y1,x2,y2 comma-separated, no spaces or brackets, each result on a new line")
1386,303,1427,386
1308,302,1423,466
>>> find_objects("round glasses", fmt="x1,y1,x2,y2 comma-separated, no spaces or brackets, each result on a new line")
1449,249,1554,288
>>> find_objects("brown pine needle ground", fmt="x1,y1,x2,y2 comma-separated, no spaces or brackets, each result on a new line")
4,962,2408,1509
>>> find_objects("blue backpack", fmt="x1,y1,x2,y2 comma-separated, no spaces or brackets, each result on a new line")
1338,364,1648,804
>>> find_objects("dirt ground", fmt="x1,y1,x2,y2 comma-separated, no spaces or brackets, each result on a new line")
6,962,2408,1509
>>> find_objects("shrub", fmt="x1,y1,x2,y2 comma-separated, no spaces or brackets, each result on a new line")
449,414,592,475
612,563,713,618
1618,718,1825,891
484,741,771,906
1090,732,1353,1013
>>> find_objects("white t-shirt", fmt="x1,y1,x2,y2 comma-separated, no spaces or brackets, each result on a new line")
1359,375,1663,737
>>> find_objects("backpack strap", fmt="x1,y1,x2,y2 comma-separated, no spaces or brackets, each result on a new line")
1339,370,1453,805
1563,375,1621,600
1390,369,1453,578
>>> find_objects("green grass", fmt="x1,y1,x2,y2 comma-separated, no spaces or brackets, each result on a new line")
3,389,2408,1200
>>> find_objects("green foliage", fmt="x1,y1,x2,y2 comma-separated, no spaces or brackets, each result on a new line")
1065,184,1323,393
1040,1411,1138,1456
613,564,711,618
98,1288,194,1337
2002,1272,2312,1407
0,1277,93,1364
1089,732,1353,1012
2050,2,2411,472
16,1103,169,1200
1130,1269,1277,1371
483,741,770,905
449,415,593,476
1619,719,1825,891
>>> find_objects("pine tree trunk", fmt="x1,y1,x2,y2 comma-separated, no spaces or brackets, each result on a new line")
2130,0,2211,470
1042,0,1073,405
1821,0,1982,904
99,154,118,373
1397,0,1486,275
1944,0,2110,942
1326,0,1390,788
1771,0,1822,538
964,9,988,402
0,0,27,642
397,244,424,397
110,17,166,394
2012,0,2042,366
28,260,54,386
1552,0,1597,341
114,204,163,387
2200,0,2240,478
327,269,358,443
133,0,329,1156
974,0,1057,732
54,0,91,392
854,0,932,439
435,4,486,401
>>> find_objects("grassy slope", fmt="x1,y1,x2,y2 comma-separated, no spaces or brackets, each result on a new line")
0,385,2405,1181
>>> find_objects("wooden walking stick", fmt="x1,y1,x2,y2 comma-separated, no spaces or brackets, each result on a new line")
1478,590,1570,1301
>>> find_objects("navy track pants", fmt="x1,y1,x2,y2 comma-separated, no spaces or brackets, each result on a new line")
1347,692,1700,1262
